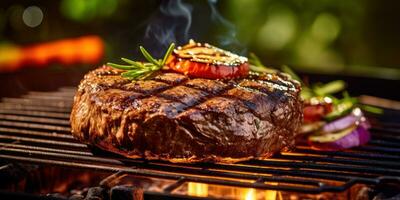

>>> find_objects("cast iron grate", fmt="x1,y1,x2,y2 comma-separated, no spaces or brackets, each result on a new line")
0,87,399,196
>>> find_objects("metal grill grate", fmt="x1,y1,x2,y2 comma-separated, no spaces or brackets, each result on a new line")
0,87,400,196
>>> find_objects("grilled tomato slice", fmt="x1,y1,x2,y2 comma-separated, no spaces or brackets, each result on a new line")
303,96,334,123
166,40,249,79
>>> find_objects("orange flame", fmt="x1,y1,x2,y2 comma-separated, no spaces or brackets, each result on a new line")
187,182,277,200
188,182,208,197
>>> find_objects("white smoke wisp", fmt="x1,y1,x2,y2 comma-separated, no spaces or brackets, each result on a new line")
144,0,192,56
207,0,245,55
159,0,192,41
143,0,245,56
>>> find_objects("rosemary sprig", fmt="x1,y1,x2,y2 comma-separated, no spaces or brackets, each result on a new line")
139,46,160,66
107,43,175,80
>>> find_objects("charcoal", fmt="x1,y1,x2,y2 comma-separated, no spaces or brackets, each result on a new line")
0,163,36,188
47,193,67,199
110,185,143,200
69,194,85,200
84,187,107,200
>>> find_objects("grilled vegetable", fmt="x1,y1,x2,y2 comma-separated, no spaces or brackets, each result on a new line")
303,97,333,123
324,99,355,121
308,125,371,151
308,107,371,150
322,108,370,133
246,54,380,151
167,40,249,79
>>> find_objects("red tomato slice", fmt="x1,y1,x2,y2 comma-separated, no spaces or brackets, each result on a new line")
303,97,334,123
166,40,249,79
167,55,249,79
303,103,333,123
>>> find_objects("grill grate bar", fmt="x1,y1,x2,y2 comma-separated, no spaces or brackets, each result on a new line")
371,127,400,134
369,140,400,147
1,97,72,109
372,134,400,141
0,103,71,113
248,160,400,175
0,121,71,132
0,150,373,194
0,135,383,185
0,154,338,193
275,154,400,169
4,151,398,194
0,109,70,119
27,90,75,97
0,142,91,156
0,134,394,183
0,114,70,125
1,89,400,194
0,142,325,186
184,162,375,182
22,94,74,101
0,135,85,148
163,178,186,193
371,121,400,129
1,146,126,165
1,146,326,187
295,146,400,160
1,124,399,177
354,145,400,154
0,127,74,139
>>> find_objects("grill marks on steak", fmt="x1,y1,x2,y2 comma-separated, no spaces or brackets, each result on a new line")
71,66,302,163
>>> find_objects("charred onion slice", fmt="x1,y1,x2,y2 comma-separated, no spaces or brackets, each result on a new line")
307,107,371,151
308,125,371,151
167,40,249,79
322,108,370,133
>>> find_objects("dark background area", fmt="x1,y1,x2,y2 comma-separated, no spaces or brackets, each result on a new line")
0,0,399,99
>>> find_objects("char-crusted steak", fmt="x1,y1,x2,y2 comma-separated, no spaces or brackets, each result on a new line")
70,66,303,163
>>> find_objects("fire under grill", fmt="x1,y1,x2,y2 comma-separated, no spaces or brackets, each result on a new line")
0,87,400,199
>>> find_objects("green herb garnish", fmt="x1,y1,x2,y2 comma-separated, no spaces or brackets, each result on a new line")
312,80,346,97
248,52,278,74
248,53,345,98
107,43,175,80
247,53,383,115
325,98,356,121
281,65,302,84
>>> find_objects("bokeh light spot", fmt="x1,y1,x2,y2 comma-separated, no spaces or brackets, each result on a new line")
60,0,87,21
257,4,297,50
60,0,118,22
22,6,43,28
311,13,341,44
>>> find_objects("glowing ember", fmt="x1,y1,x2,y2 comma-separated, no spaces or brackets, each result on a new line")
186,182,277,200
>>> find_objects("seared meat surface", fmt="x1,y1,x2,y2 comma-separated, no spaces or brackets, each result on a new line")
70,66,302,163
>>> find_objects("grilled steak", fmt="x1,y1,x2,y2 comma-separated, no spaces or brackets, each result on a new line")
70,66,302,163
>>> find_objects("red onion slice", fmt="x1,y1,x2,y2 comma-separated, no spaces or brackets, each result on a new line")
322,107,368,133
309,125,371,151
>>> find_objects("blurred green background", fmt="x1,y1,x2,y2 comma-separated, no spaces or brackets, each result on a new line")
0,0,399,79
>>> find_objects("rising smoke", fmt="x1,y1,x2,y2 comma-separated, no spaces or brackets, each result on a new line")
207,0,245,54
143,0,245,57
143,0,192,57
